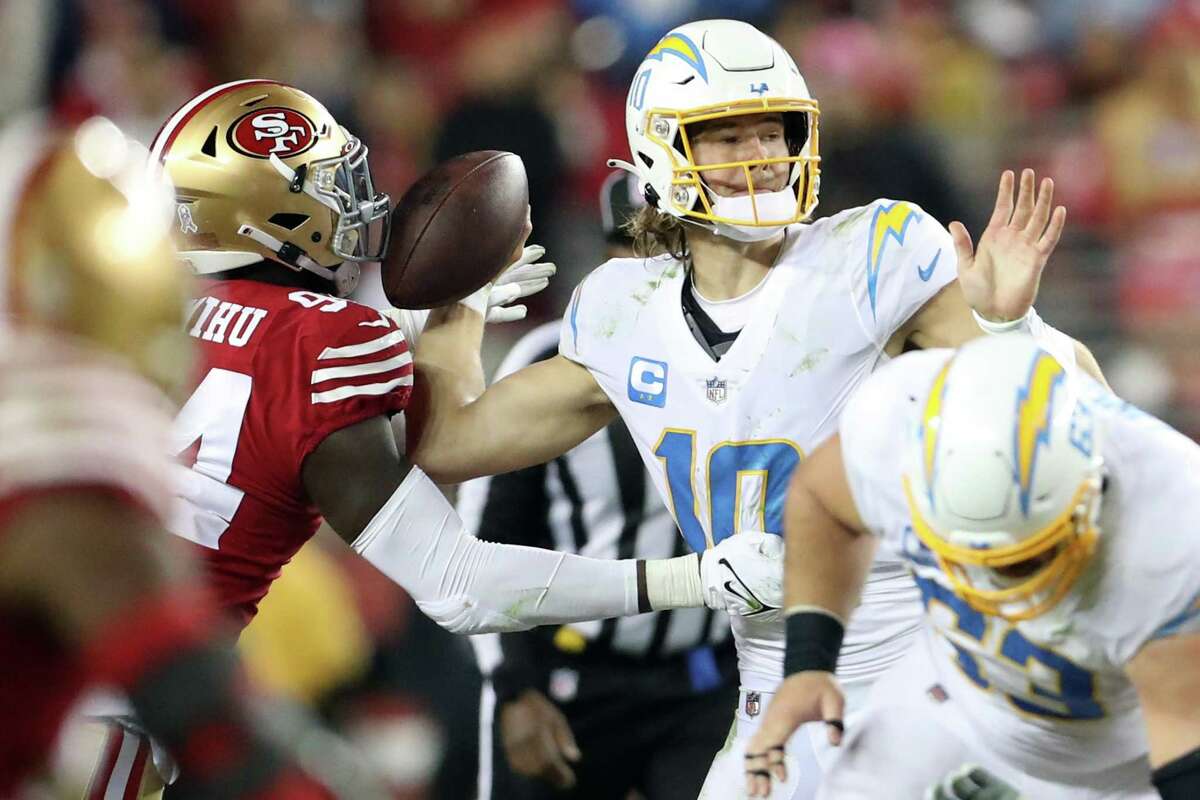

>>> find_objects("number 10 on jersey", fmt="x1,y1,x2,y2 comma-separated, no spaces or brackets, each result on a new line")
654,429,802,552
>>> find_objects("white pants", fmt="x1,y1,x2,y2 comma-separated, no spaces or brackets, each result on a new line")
699,688,850,800
817,635,1157,800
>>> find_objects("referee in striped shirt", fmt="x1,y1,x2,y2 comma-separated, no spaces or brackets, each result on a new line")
458,172,737,800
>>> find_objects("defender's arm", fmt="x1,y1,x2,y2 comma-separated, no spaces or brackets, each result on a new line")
303,417,772,635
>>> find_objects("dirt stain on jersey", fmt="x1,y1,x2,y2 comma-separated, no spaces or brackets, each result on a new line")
832,206,872,237
632,261,680,306
790,347,829,377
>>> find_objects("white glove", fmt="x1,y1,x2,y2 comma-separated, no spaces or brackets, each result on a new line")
459,244,556,324
699,531,784,620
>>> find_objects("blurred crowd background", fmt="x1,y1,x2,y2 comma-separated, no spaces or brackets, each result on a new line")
3,0,1199,798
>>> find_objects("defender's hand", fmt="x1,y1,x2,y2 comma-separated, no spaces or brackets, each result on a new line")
700,531,783,619
745,672,845,798
952,169,1066,323
499,689,581,790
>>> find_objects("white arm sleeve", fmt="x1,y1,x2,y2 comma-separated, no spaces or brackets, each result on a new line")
381,308,429,349
351,467,642,634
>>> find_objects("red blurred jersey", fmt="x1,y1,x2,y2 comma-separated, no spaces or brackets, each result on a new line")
170,279,411,627
0,331,177,794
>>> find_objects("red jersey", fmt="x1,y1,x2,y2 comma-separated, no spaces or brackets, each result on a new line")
0,331,177,795
170,279,411,627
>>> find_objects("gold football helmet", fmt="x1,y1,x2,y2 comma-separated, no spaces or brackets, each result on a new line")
151,80,390,296
3,116,190,393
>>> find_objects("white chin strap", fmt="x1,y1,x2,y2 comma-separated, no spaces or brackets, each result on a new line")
238,224,360,297
709,187,797,242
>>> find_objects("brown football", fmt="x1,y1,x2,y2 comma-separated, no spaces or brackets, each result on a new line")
382,150,529,308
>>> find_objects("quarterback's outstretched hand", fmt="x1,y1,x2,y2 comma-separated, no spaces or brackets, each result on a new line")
486,244,556,323
952,169,1065,323
699,531,783,619
744,672,845,798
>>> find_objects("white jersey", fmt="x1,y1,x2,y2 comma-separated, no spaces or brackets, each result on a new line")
560,198,953,693
840,349,1200,781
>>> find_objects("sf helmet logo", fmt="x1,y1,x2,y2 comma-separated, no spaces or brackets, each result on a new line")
228,107,316,159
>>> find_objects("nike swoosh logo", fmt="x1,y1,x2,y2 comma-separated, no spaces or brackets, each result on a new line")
723,581,763,611
719,557,775,615
917,249,941,282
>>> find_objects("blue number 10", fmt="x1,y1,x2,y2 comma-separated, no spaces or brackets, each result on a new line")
654,429,802,552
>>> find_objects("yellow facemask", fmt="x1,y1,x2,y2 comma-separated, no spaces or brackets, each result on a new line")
903,477,1100,621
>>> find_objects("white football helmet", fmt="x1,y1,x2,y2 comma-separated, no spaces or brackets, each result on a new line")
902,336,1103,621
612,19,820,242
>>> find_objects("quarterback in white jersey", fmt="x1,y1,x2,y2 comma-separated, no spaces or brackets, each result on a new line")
411,19,1105,799
747,335,1200,799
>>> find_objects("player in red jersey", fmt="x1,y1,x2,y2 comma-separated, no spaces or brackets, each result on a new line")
0,118,344,799
89,81,786,797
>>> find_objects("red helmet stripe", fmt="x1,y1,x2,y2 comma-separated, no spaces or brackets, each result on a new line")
150,79,280,164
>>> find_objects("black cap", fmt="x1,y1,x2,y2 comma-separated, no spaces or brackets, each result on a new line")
599,170,645,246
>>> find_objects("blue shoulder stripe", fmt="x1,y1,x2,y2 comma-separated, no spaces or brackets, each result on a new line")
1151,590,1200,641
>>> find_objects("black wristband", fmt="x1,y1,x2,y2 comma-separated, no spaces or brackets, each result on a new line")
636,559,651,613
1153,746,1200,799
783,611,845,676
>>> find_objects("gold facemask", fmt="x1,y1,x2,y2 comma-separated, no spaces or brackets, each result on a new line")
903,477,1100,621
645,97,821,226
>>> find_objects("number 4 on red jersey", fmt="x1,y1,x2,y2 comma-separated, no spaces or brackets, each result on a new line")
170,281,412,624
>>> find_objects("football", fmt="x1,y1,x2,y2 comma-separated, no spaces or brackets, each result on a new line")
382,150,530,308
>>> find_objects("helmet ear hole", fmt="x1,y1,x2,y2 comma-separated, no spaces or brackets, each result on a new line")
637,151,654,170
643,184,660,207
268,212,310,231
200,126,218,158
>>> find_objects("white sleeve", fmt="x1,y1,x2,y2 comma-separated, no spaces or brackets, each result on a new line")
381,308,429,349
1102,418,1200,663
352,467,643,634
850,199,957,349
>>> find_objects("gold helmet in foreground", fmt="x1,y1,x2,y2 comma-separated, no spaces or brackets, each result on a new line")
2,116,189,393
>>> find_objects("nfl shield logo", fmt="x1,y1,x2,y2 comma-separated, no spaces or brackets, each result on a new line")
745,691,761,717
705,377,727,405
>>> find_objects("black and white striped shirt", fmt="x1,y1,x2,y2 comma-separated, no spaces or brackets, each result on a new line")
457,321,730,670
